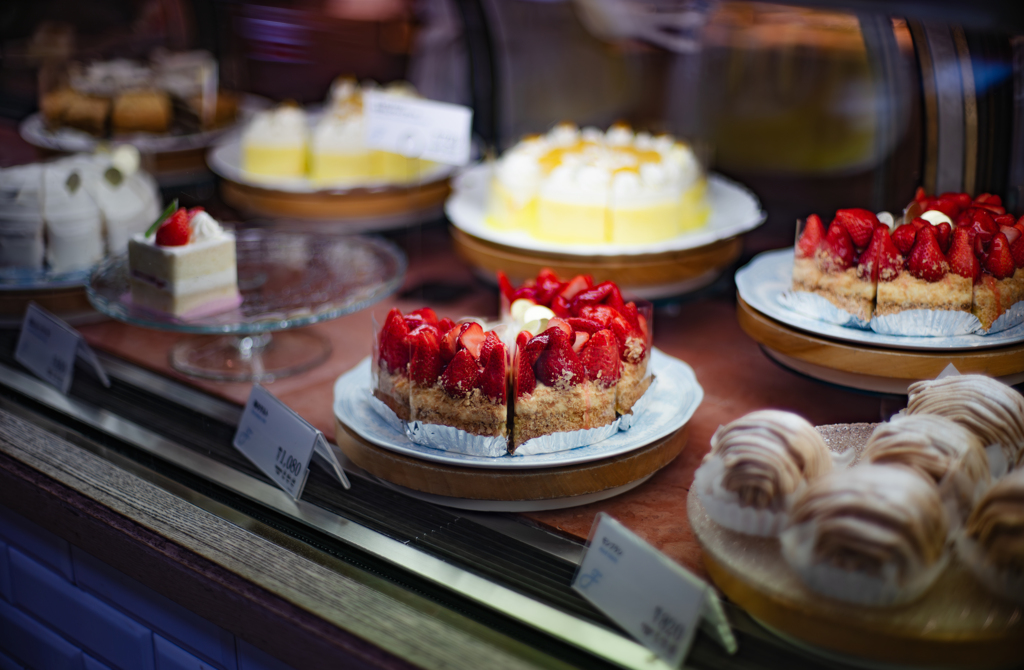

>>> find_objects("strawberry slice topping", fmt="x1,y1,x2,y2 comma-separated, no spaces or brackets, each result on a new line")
906,225,949,282
155,208,191,246
440,323,460,363
407,326,442,385
796,214,825,259
857,226,902,282
821,221,855,272
478,339,507,403
984,233,1016,280
948,227,980,281
440,349,480,398
834,208,878,248
379,308,410,373
406,307,438,326
558,275,590,301
891,224,918,255
550,295,571,317
578,329,621,387
437,317,456,334
516,347,537,398
565,317,602,334
457,322,486,359
935,221,952,253
572,331,590,353
497,271,515,302
534,329,584,389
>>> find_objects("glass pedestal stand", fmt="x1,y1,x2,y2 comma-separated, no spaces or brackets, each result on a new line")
88,230,405,383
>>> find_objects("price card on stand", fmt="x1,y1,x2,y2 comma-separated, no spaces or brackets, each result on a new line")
572,513,736,667
363,90,473,166
15,302,109,394
233,385,350,500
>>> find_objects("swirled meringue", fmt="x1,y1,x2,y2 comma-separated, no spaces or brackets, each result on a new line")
907,375,1024,469
965,468,1024,571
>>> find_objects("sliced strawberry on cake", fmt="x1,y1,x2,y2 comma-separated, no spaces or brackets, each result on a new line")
374,310,508,439
512,319,619,450
973,227,1024,330
792,210,877,321
875,223,972,317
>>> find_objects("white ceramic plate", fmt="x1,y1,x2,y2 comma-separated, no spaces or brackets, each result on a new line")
333,348,703,469
736,248,1024,351
444,163,765,256
207,129,455,194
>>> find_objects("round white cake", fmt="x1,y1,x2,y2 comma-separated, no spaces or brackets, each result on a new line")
488,123,708,245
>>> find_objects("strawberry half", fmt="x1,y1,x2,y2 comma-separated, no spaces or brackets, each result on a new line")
497,271,515,302
379,308,410,373
407,326,442,385
558,275,590,301
935,221,952,253
516,347,537,398
907,225,949,282
834,208,878,248
478,340,507,403
406,307,438,326
457,322,486,359
857,226,901,282
578,329,621,387
891,224,918,255
534,335,584,389
948,227,980,281
984,233,1016,280
796,213,825,259
440,349,480,398
821,221,855,272
155,208,191,246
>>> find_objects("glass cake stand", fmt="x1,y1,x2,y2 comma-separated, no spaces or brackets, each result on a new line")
87,229,406,382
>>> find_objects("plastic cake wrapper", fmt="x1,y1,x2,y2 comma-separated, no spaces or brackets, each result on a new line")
366,392,509,457
780,518,949,607
954,533,1024,606
692,453,796,537
777,290,870,329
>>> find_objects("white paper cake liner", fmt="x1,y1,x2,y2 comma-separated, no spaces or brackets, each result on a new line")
870,309,981,337
985,300,1024,334
515,376,658,456
778,291,870,329
693,455,793,537
780,520,948,606
955,534,1024,605
367,392,508,457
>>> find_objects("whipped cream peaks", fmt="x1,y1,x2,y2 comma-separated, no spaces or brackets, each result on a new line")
189,211,226,242
245,105,308,146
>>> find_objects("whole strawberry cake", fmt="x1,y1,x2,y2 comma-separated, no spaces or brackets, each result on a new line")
792,190,1024,332
373,269,654,454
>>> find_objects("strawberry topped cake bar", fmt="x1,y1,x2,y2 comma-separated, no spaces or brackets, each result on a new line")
792,189,1024,332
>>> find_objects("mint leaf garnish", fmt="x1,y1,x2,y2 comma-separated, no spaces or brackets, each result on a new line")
146,199,178,237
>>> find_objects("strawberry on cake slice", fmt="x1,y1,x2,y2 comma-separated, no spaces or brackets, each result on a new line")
875,220,972,318
792,209,879,322
512,317,620,451
374,308,507,439
972,217,1024,330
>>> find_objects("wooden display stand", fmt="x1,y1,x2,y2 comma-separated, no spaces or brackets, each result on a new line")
451,227,743,297
0,287,99,326
221,179,451,221
737,297,1024,393
335,418,688,502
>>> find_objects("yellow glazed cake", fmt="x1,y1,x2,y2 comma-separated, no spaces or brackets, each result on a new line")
241,103,308,179
488,123,708,245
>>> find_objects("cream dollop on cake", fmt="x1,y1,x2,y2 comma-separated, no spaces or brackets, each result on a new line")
907,375,1024,469
786,464,948,582
705,410,832,510
488,123,708,245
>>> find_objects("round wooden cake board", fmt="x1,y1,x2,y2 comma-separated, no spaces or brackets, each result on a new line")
737,297,1024,394
221,178,451,230
0,286,103,327
451,226,744,300
334,417,688,502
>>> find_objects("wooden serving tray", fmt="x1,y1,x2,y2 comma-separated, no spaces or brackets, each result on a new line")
688,424,1024,668
334,417,687,501
221,178,451,221
0,286,101,326
737,297,1024,393
451,226,743,298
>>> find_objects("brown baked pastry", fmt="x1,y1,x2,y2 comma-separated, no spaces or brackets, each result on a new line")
186,90,239,129
907,375,1024,469
786,464,948,583
707,410,832,510
40,88,79,128
865,414,990,520
62,94,110,136
112,90,172,134
965,469,1024,572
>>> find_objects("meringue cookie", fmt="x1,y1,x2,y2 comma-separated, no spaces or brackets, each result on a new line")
907,375,1024,469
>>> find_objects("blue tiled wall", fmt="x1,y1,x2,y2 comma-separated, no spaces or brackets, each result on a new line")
0,504,298,670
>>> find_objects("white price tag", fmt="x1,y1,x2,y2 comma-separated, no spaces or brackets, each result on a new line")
573,513,735,666
233,385,349,499
15,302,109,394
363,90,473,166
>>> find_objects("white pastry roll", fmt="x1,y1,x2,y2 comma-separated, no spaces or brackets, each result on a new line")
907,375,1024,471
781,464,949,606
864,414,990,523
957,469,1024,604
694,410,832,536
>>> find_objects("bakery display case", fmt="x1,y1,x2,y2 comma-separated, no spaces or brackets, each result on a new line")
0,1,1023,669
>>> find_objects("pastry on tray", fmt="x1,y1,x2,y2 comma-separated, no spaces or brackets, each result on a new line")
959,469,1024,603
789,189,1024,335
694,410,832,536
370,269,659,456
128,205,241,318
487,122,708,245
